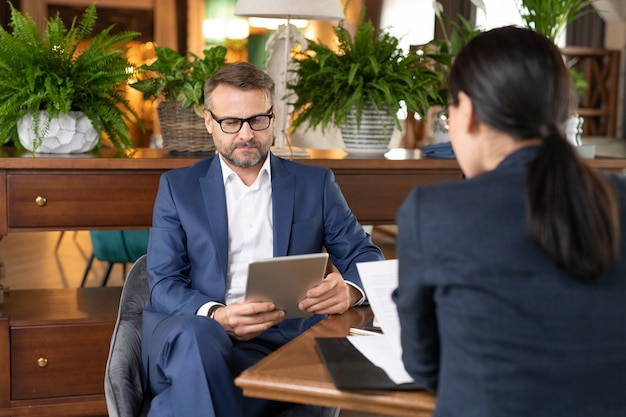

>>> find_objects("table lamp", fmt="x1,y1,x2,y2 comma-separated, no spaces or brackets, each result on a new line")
235,0,344,158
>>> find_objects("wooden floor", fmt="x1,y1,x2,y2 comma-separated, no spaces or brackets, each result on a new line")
0,230,128,290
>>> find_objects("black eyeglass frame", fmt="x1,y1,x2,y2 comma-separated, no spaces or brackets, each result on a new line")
208,108,274,134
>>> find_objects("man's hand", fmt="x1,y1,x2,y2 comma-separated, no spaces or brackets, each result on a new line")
212,300,285,341
297,272,360,315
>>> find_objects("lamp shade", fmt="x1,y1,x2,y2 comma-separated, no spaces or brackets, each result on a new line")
234,0,344,20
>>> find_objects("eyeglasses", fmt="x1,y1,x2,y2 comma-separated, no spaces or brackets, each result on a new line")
208,108,274,134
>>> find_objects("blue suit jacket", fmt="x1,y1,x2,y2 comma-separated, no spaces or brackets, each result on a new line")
394,147,626,417
142,153,383,381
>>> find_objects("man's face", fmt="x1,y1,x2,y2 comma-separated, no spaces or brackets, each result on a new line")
204,84,274,170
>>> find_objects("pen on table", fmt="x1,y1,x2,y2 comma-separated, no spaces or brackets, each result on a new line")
349,327,381,336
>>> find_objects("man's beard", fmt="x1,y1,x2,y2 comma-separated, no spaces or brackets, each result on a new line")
221,138,271,168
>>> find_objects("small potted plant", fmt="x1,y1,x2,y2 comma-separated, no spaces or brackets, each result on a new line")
130,45,227,153
288,12,444,154
0,3,141,153
516,0,596,43
514,1,593,96
415,2,483,144
424,3,483,99
517,0,596,143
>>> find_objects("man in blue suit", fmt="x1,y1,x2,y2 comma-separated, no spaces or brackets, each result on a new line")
141,62,383,417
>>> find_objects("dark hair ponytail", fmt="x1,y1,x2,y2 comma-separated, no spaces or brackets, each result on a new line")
449,27,620,281
526,127,620,281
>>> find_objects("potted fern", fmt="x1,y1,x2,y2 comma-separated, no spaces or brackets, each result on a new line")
0,3,141,154
288,13,444,155
130,46,227,154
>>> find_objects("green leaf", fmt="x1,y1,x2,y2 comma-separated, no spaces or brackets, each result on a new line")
516,0,596,42
130,45,227,108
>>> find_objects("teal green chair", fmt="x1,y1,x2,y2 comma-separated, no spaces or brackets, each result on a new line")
80,230,149,287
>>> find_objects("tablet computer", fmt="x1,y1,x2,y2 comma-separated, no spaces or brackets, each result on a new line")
245,253,329,319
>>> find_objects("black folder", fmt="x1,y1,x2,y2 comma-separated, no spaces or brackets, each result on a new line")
315,337,422,391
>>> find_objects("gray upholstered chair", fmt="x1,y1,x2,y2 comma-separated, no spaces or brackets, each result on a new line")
104,254,338,417
104,254,151,417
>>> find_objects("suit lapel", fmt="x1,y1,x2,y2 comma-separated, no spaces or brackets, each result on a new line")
270,154,295,256
199,157,229,279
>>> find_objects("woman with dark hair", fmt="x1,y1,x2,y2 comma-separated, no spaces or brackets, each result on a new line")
393,26,626,417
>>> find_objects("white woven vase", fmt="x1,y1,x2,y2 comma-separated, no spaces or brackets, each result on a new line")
17,111,99,153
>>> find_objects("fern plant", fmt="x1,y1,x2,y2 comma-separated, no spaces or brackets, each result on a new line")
130,45,227,117
288,13,444,133
0,3,141,152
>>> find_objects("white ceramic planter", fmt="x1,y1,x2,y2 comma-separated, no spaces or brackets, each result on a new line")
17,111,99,153
340,103,395,157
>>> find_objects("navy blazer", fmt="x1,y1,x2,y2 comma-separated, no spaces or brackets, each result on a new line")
142,153,383,380
394,147,626,417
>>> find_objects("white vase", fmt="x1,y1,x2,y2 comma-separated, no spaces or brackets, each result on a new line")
564,114,584,146
340,103,395,156
17,111,99,153
431,107,450,144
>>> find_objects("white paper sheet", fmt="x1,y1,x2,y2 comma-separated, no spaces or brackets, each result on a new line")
351,259,414,385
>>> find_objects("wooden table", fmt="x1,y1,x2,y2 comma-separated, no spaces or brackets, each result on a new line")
235,307,437,417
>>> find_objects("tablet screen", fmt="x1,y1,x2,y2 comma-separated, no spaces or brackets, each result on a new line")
245,253,329,319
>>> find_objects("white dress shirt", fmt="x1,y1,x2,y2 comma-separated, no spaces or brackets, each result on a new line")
222,155,273,304
197,154,272,316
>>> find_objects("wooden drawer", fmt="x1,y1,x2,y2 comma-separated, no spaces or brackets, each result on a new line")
7,171,161,230
11,323,114,400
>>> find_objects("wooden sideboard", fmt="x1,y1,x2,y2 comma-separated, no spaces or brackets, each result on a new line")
3,146,626,235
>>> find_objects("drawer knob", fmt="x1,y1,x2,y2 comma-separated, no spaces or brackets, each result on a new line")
37,357,48,368
35,196,47,207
